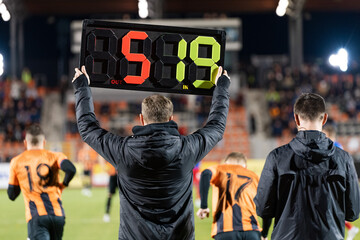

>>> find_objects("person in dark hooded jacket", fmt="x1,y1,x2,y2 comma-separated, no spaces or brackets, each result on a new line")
72,65,230,240
255,93,360,240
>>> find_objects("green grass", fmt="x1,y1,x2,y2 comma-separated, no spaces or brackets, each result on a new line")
1,188,359,239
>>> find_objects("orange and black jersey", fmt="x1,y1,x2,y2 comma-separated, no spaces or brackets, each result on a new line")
8,150,73,222
200,164,261,238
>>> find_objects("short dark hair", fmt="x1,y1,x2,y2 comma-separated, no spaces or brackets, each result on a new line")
294,93,326,122
25,124,44,145
141,94,173,123
225,152,247,164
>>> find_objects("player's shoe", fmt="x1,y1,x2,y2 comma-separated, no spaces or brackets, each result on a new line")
347,226,359,240
103,214,110,223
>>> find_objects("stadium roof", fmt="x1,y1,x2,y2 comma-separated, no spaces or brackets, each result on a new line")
23,0,360,16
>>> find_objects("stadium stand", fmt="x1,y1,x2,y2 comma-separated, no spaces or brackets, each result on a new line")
0,77,44,162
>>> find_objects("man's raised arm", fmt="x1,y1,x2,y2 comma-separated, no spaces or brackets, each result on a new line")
72,66,124,167
186,67,231,163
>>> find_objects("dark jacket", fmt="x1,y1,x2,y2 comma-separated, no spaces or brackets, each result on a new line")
255,130,360,240
73,74,230,240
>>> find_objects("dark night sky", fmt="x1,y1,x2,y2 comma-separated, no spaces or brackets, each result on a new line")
0,11,360,85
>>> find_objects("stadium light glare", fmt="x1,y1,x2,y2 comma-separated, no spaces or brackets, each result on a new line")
328,48,349,72
138,0,149,19
276,6,286,17
0,3,6,14
0,53,3,77
329,54,337,67
278,0,289,8
1,10,10,21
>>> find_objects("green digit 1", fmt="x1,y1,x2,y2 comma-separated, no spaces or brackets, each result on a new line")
154,34,187,88
189,36,221,89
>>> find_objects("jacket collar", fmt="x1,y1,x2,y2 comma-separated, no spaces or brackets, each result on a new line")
132,120,180,136
289,130,335,162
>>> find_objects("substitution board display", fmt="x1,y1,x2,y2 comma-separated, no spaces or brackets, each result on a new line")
80,19,226,95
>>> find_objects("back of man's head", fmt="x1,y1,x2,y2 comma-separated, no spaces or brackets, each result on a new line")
141,94,173,124
25,124,45,148
294,93,326,122
224,152,247,168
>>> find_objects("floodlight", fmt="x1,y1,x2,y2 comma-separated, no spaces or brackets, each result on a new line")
328,48,349,72
0,3,6,14
276,6,286,17
1,10,10,21
0,53,3,76
138,0,149,19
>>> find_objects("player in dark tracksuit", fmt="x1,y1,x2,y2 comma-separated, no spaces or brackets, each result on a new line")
72,65,230,240
255,93,360,240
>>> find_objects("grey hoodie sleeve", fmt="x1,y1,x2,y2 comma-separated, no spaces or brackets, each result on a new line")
345,153,360,221
73,74,125,167
254,151,278,218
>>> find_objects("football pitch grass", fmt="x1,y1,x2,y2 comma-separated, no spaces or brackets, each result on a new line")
1,188,360,240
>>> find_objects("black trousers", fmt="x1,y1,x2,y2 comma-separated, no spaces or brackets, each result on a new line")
214,231,261,240
28,215,65,240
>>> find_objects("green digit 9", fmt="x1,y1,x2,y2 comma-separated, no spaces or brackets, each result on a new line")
189,36,221,89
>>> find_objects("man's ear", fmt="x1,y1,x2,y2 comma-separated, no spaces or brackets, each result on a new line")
322,113,328,126
294,113,301,127
140,114,145,126
169,115,174,121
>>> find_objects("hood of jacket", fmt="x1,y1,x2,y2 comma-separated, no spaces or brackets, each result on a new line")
289,130,336,163
129,120,181,170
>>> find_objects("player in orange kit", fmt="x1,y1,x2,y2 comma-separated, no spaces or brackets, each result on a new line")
77,142,98,197
103,161,118,222
197,152,270,240
7,124,76,240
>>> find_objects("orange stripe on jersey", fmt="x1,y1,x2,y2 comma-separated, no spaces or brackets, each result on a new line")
8,149,67,222
208,164,261,237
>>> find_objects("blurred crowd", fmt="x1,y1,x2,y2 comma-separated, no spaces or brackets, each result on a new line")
0,73,44,162
251,63,360,137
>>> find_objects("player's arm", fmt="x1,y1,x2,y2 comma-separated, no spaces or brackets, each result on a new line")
254,151,278,219
72,66,124,167
7,159,20,201
186,67,230,163
261,217,272,240
197,169,214,219
345,152,360,222
7,185,21,201
60,160,76,187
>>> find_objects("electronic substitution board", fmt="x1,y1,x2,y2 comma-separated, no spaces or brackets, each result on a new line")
80,19,226,95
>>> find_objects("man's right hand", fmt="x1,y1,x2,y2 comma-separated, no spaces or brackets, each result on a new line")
214,66,230,86
73,65,90,85
196,208,210,219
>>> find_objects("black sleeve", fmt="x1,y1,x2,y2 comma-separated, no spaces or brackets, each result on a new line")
261,217,272,238
199,169,213,209
60,159,76,187
254,151,278,218
345,153,360,221
186,75,230,164
73,74,125,167
7,184,21,201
